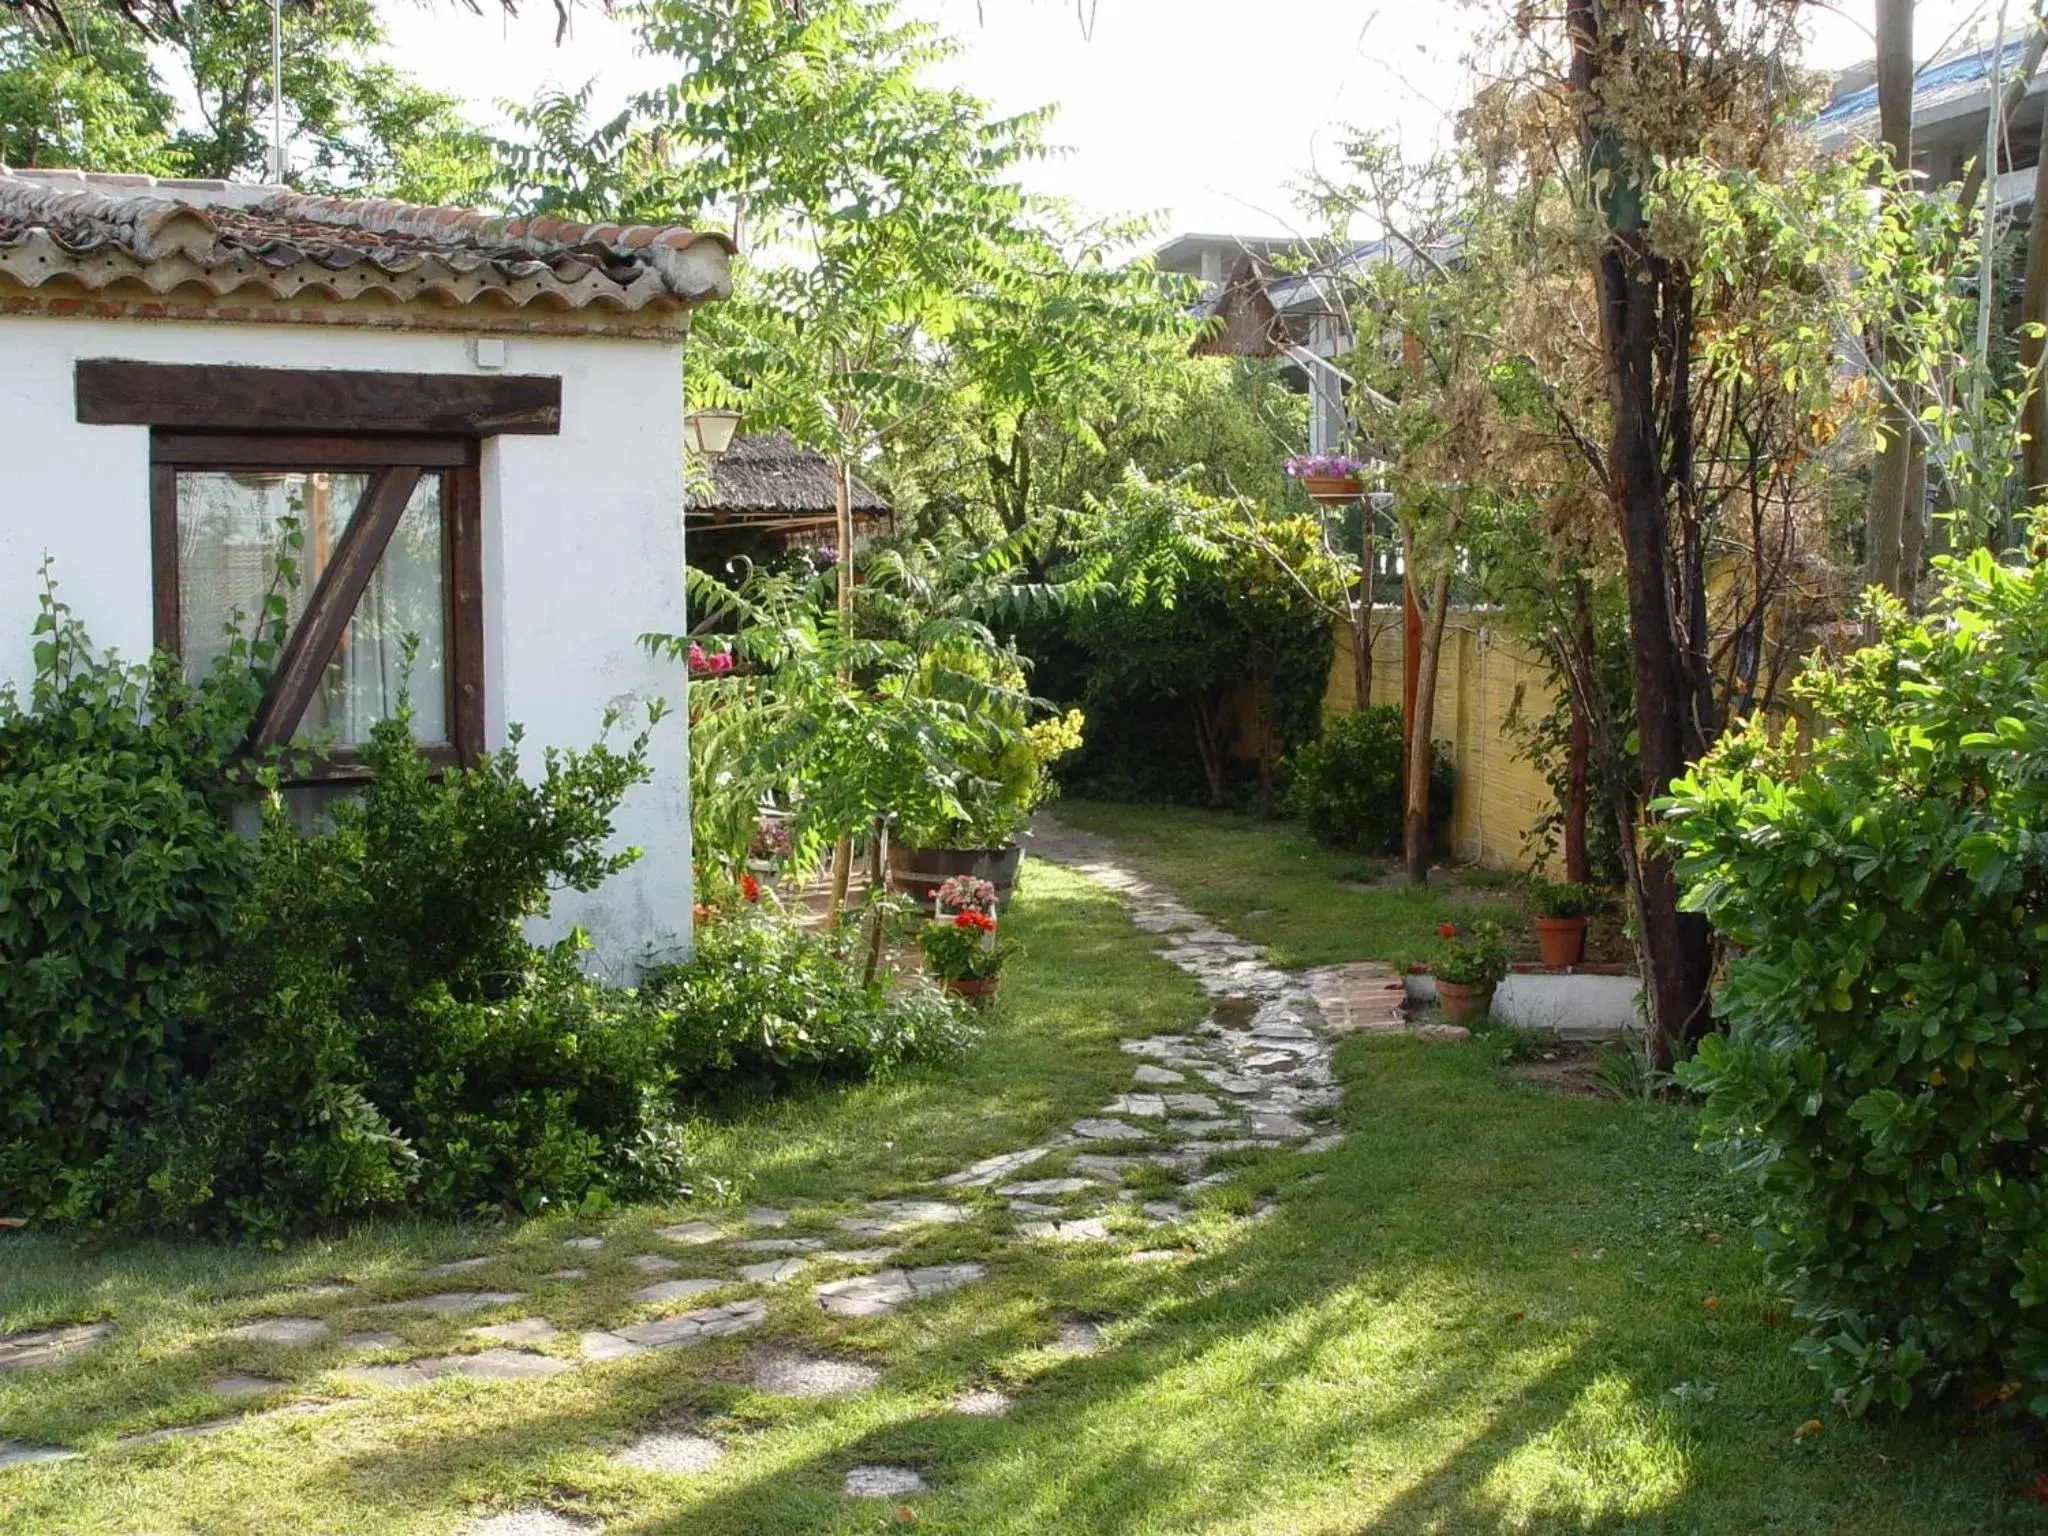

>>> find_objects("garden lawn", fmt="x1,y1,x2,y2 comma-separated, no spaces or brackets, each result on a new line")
2,857,2044,1533
1054,799,1528,968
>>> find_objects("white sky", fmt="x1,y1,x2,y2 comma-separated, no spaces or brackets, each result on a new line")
376,0,2008,239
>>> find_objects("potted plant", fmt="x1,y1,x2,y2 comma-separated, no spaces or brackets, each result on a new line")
1530,878,1595,969
1284,452,1374,505
1431,920,1509,1026
891,679,1085,904
918,907,1016,1005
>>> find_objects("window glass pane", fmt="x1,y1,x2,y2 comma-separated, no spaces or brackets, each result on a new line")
176,470,446,745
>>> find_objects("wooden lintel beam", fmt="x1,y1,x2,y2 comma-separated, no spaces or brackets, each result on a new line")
78,361,561,436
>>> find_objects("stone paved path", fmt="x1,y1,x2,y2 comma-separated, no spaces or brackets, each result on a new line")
0,815,1409,1527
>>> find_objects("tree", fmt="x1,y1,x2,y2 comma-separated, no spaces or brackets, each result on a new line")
0,0,492,200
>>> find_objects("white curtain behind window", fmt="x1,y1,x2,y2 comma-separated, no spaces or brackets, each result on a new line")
176,470,447,745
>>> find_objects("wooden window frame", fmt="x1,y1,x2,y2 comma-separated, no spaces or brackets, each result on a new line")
150,432,486,783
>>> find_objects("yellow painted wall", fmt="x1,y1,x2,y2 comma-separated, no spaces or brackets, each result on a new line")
1322,616,1564,873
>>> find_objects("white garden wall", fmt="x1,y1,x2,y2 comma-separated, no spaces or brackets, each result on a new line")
0,315,693,976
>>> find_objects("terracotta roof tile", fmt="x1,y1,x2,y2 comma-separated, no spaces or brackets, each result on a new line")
0,167,733,325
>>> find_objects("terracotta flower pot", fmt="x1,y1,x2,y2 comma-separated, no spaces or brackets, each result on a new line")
1434,977,1494,1027
1300,474,1364,505
942,975,999,1007
1534,915,1588,970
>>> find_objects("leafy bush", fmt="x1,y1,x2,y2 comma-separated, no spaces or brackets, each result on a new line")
1666,552,2048,1417
649,912,977,1098
0,578,265,1224
1284,706,1405,852
918,909,1015,982
156,704,679,1234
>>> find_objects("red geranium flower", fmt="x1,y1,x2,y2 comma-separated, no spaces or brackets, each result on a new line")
1436,922,1457,939
740,872,761,903
953,909,996,933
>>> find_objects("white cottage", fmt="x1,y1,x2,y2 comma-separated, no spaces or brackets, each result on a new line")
0,167,732,973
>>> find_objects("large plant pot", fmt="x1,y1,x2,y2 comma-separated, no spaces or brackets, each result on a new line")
1534,916,1588,970
890,843,1024,905
1300,474,1364,505
1434,978,1495,1027
941,975,999,1007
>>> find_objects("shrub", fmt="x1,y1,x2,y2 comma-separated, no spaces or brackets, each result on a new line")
156,704,680,1234
1284,706,1405,852
1665,551,2048,1417
0,577,265,1224
649,912,977,1098
918,909,1015,983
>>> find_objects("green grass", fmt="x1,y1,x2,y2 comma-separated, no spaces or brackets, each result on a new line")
1054,800,1527,969
4,855,2045,1533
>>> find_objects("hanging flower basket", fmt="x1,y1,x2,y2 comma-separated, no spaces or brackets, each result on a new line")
1285,453,1374,505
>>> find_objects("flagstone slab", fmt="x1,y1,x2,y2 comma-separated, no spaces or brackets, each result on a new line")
464,1509,598,1536
995,1178,1099,1198
1132,1064,1187,1086
1052,1319,1103,1354
813,1264,986,1318
728,1237,826,1254
845,1465,926,1497
938,1146,1052,1187
612,1298,765,1349
344,1348,570,1389
368,1292,524,1316
1164,1093,1223,1116
228,1317,329,1346
471,1318,557,1345
209,1372,283,1398
657,1221,723,1246
579,1330,645,1362
0,1321,114,1370
816,1248,897,1265
951,1389,1012,1417
1019,1217,1112,1244
424,1257,493,1276
1103,1095,1167,1118
114,1416,243,1449
631,1278,727,1305
750,1350,881,1397
742,1207,790,1227
1069,1118,1150,1142
562,1236,605,1252
542,1269,588,1282
739,1258,809,1285
345,1330,404,1350
0,1439,77,1469
835,1200,970,1236
614,1429,724,1475
629,1255,681,1274
1007,1199,1062,1217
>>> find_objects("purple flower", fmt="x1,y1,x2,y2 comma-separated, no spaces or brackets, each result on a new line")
1284,453,1373,480
812,544,839,571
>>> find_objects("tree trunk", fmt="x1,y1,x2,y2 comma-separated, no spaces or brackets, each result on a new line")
1866,0,1917,600
1564,589,1593,885
1569,0,1714,1069
829,457,855,917
1404,570,1451,886
2024,106,2048,499
1190,694,1227,807
1351,502,1375,711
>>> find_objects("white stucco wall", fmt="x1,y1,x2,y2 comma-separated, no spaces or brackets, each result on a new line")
0,315,693,977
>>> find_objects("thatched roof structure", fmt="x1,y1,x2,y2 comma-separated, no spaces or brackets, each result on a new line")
687,430,891,534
